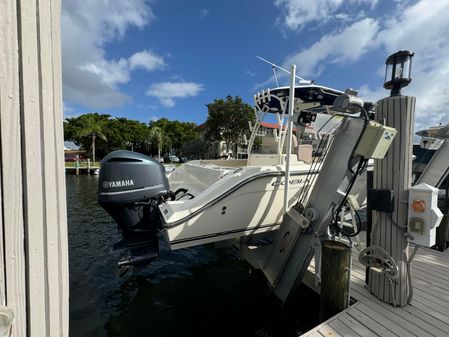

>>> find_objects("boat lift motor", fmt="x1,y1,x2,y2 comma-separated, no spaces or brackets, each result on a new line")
98,150,171,267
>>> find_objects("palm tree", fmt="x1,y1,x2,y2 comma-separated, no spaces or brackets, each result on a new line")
76,115,107,164
148,126,164,162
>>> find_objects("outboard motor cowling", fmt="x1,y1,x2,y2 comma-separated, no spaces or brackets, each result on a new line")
99,150,169,205
98,150,170,269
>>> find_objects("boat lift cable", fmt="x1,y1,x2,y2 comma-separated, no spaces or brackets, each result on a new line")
300,133,334,205
295,133,333,207
295,137,323,206
299,133,332,205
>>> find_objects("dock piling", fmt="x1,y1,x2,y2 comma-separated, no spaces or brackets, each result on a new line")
75,157,79,175
319,240,350,322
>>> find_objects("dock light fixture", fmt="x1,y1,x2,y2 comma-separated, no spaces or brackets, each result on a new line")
384,50,414,96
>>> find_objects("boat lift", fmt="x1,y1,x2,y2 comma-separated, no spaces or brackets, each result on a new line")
241,65,399,301
98,63,398,302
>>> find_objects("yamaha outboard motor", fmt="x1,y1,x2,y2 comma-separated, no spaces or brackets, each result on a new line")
98,150,170,270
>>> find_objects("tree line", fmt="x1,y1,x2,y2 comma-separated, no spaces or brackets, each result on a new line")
63,95,255,161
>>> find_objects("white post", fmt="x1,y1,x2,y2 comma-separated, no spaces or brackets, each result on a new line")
284,64,296,213
0,0,69,336
369,95,415,307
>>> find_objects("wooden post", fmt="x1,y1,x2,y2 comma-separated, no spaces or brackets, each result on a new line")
369,95,415,307
319,240,350,322
0,0,69,336
76,157,80,175
87,158,91,175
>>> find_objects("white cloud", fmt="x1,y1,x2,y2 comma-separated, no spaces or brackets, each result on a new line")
63,102,73,114
283,18,379,77
61,0,162,109
62,103,82,118
146,82,204,107
159,98,176,108
80,58,130,87
246,70,256,77
275,0,377,30
373,0,449,130
129,50,166,71
275,0,449,130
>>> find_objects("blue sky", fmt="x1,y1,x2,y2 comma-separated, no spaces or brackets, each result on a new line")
62,0,449,131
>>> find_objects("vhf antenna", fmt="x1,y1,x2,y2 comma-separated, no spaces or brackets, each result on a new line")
256,56,313,85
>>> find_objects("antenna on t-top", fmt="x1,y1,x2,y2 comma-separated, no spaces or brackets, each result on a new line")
256,56,313,85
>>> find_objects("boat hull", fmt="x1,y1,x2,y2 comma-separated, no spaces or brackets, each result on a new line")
161,162,367,249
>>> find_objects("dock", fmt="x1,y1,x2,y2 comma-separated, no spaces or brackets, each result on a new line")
65,167,99,175
301,235,449,337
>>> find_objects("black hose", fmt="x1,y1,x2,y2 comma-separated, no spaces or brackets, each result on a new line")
347,108,370,174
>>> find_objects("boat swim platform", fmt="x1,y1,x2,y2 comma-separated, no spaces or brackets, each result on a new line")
300,232,449,337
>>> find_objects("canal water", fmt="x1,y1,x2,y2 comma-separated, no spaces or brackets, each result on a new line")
67,175,319,337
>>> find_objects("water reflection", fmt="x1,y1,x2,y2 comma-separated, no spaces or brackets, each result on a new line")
67,175,319,337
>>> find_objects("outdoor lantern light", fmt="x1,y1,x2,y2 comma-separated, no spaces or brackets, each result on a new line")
384,50,414,96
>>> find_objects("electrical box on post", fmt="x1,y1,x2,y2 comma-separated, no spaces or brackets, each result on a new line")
355,121,397,159
407,183,443,247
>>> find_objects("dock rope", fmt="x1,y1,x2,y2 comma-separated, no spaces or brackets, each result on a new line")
358,245,399,306
406,245,420,305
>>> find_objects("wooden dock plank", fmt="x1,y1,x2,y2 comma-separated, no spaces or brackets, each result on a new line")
301,233,449,337
413,262,449,281
401,305,449,335
351,287,432,337
346,307,395,337
318,324,344,337
412,277,449,299
338,314,379,337
328,319,362,337
300,304,361,337
413,287,449,309
412,268,449,290
350,287,449,336
350,257,449,335
349,284,433,337
410,292,449,318
413,254,449,272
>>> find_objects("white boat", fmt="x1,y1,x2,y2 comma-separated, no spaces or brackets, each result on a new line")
98,83,370,264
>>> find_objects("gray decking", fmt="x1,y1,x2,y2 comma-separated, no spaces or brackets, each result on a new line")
301,234,449,337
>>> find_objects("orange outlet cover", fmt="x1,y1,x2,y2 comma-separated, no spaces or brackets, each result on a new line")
411,199,426,213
